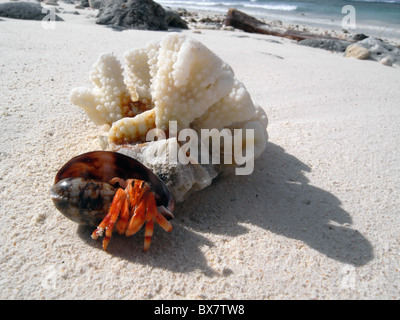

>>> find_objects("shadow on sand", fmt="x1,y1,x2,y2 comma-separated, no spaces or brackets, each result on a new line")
77,142,373,275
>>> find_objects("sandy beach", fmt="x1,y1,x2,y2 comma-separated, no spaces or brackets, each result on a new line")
1,1,400,300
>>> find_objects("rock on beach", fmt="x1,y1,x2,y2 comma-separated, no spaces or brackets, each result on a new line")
356,37,400,66
164,6,188,29
96,0,168,30
298,38,352,53
0,1,63,21
96,0,187,31
345,44,371,60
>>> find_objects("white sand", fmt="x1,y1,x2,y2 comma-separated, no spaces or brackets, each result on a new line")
1,4,400,300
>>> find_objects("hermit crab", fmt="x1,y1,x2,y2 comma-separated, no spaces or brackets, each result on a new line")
51,33,268,252
50,151,175,251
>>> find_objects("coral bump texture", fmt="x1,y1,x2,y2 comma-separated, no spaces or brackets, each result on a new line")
70,33,267,149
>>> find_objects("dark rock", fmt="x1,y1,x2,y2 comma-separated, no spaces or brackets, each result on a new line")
176,8,189,16
298,38,352,52
0,1,63,21
89,0,101,9
62,10,80,15
353,33,368,41
164,7,188,29
200,16,214,23
80,0,89,7
96,0,168,31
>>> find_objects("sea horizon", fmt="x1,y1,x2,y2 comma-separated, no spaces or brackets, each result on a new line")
155,0,400,40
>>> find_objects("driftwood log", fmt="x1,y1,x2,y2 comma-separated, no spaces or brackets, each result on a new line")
225,8,339,42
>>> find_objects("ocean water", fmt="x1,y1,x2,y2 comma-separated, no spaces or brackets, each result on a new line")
156,0,400,39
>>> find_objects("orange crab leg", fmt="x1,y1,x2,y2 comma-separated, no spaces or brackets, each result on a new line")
142,191,157,251
92,188,124,239
105,190,127,238
115,179,135,235
128,179,144,207
126,179,136,207
155,213,173,233
125,199,146,237
92,188,126,250
125,179,150,236
145,190,157,221
115,194,130,235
